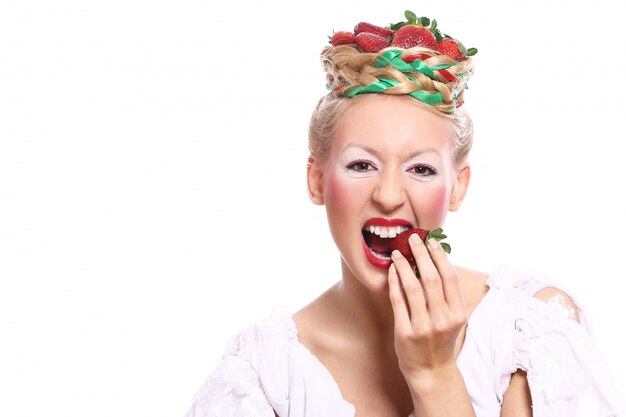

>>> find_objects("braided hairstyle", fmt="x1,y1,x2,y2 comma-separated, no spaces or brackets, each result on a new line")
309,44,475,169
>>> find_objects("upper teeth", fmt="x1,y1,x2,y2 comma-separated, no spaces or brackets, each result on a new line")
365,225,410,239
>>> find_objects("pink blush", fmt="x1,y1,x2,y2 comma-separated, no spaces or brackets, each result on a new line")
325,170,353,208
424,185,451,221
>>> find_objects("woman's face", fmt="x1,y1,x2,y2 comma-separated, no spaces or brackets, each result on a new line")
308,95,470,293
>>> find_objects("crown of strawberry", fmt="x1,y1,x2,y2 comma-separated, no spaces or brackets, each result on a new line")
324,11,476,114
329,10,478,58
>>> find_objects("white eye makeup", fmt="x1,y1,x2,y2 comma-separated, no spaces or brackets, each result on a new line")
339,146,442,182
403,161,439,182
344,158,377,173
338,146,380,177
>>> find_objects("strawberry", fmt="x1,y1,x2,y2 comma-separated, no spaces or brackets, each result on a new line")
355,32,390,53
389,228,451,277
330,31,356,46
391,25,437,50
354,22,394,39
390,228,428,267
437,38,463,60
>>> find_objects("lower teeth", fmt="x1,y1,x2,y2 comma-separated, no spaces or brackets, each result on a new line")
368,247,391,260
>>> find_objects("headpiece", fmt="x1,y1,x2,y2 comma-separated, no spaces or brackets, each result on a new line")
324,10,477,114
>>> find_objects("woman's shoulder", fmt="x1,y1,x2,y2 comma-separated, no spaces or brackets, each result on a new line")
480,265,581,319
456,265,490,313
485,265,564,295
222,306,299,366
291,285,344,356
473,265,586,357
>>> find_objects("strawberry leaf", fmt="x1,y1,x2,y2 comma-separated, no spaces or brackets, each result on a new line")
467,47,478,56
433,29,443,42
405,10,417,24
420,16,430,27
440,242,451,254
390,21,406,31
430,19,438,31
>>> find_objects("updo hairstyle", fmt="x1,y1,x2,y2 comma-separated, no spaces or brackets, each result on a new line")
308,45,475,170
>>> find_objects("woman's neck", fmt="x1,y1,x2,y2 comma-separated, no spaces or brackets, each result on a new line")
329,260,398,356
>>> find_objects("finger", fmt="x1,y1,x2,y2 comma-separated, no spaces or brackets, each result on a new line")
391,249,427,320
409,233,446,313
387,264,411,331
426,237,466,312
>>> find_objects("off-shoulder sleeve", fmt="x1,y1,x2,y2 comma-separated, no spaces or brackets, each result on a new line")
183,324,275,417
490,269,626,416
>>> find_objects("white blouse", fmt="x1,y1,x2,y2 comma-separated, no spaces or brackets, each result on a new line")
184,266,625,417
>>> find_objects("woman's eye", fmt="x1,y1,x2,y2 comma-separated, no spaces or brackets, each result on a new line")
346,160,374,172
408,164,437,176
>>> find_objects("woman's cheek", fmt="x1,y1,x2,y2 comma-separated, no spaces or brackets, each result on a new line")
323,169,368,247
423,184,451,224
325,169,361,212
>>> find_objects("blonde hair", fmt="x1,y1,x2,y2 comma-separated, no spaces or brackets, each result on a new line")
309,45,475,169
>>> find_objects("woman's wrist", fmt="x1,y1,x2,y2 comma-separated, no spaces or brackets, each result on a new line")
405,361,465,395
405,362,476,417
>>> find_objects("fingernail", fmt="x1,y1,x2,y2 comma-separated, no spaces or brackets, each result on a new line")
409,234,421,245
389,264,396,274
391,250,401,259
428,238,438,249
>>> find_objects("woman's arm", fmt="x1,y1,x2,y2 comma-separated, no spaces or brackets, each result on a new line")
500,370,532,417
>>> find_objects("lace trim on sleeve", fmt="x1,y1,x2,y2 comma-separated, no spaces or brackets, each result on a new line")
184,321,281,417
546,293,577,320
184,353,275,417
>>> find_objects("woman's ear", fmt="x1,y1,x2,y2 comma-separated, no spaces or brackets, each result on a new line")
307,155,325,205
449,164,471,212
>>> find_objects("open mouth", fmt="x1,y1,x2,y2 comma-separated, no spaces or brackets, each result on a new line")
362,225,411,260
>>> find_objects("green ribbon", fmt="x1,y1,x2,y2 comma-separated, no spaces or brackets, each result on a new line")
373,49,459,81
346,77,444,106
328,49,469,114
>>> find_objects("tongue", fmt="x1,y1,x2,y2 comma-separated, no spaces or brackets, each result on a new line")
366,233,391,254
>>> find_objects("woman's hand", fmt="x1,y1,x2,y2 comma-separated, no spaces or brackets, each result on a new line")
387,232,468,380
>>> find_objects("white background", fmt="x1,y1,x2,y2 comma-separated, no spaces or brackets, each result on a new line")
1,0,625,416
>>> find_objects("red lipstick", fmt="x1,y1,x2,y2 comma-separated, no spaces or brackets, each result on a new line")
363,217,413,228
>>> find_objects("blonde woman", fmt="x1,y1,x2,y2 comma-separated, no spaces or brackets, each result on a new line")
185,11,624,417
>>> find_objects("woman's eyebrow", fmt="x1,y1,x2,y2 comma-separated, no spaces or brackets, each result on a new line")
341,143,442,161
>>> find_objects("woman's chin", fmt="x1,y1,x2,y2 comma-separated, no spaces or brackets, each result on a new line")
342,257,392,295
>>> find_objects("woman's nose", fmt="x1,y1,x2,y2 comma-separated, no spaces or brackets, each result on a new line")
372,173,406,212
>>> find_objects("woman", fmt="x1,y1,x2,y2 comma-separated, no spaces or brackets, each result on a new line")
185,11,624,417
